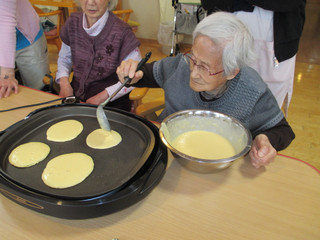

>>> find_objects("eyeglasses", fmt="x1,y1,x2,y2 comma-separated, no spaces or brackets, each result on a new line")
183,51,224,76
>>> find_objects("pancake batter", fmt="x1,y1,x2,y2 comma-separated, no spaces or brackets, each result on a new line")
172,130,236,159
86,129,122,149
42,152,94,189
9,142,50,168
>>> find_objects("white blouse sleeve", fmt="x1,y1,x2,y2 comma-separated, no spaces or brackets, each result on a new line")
106,47,142,102
55,42,72,83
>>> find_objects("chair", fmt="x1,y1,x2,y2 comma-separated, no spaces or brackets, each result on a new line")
33,6,64,51
112,0,140,32
129,88,165,120
112,9,133,22
112,9,140,32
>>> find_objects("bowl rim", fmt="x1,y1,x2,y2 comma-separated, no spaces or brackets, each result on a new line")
159,109,252,163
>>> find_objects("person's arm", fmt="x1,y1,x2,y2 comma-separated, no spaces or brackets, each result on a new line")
0,68,19,98
0,0,19,98
117,60,160,88
201,0,304,14
249,117,295,168
56,43,73,83
245,0,304,12
133,62,160,88
0,1,16,69
56,43,74,98
201,0,234,13
257,117,295,151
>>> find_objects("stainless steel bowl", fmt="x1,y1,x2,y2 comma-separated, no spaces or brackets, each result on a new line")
159,110,252,173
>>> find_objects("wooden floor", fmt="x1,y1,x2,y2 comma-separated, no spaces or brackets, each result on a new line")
47,34,320,170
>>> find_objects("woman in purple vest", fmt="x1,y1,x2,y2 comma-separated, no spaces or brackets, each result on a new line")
56,0,141,111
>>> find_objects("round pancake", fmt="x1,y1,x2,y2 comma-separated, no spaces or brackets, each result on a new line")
9,142,50,168
46,119,83,142
42,152,94,189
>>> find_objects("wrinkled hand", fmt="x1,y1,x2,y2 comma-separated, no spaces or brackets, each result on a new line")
0,77,19,98
249,134,277,168
85,90,109,105
58,77,74,98
116,59,144,84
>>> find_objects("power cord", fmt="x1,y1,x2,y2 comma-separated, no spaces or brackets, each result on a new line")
0,97,65,113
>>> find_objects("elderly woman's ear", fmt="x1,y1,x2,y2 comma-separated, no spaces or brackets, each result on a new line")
226,68,240,80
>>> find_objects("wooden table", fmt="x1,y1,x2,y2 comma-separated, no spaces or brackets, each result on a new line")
1,87,320,240
0,86,61,131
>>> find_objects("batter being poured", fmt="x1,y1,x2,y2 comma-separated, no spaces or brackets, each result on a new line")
86,129,122,149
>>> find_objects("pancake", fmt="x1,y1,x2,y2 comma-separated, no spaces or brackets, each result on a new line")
46,119,83,142
9,142,50,168
86,128,122,149
172,130,236,159
42,152,94,189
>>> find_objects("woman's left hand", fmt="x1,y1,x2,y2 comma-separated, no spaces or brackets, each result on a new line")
85,90,109,105
249,134,277,168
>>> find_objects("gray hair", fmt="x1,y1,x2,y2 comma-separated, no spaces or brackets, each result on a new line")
193,12,256,77
108,0,118,10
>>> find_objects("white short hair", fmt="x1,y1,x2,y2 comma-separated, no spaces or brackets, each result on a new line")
193,12,256,76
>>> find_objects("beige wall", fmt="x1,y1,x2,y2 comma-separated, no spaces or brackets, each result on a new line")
122,0,161,40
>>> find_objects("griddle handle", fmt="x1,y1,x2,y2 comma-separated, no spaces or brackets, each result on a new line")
139,150,167,195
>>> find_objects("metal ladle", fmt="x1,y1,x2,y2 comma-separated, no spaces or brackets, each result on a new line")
96,52,152,131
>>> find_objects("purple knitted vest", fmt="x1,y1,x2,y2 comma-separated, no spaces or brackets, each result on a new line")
60,12,140,101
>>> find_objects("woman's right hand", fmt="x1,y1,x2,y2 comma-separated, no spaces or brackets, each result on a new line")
0,76,19,98
58,77,73,97
0,67,19,98
116,59,144,84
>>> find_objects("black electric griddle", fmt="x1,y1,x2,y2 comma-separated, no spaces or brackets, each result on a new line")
0,104,168,219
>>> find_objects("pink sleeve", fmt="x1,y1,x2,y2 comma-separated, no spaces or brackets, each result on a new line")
0,0,17,68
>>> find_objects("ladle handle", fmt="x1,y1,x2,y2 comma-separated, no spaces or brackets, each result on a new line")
124,51,152,84
100,52,152,107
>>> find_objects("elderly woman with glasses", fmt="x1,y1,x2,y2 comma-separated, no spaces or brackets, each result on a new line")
117,12,295,169
56,0,140,111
